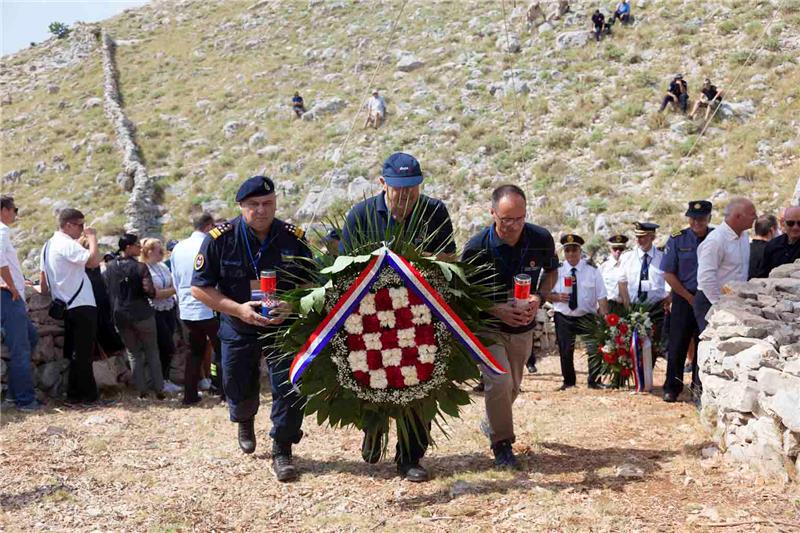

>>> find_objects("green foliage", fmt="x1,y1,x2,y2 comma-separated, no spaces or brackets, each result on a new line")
717,20,737,35
604,45,625,62
48,22,70,39
586,198,608,214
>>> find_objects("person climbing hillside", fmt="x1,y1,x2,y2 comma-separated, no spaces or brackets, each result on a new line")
291,91,305,118
591,10,606,42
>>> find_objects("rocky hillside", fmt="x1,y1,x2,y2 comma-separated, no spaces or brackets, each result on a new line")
2,0,799,271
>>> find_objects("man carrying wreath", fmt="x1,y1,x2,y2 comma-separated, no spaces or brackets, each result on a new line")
462,185,558,469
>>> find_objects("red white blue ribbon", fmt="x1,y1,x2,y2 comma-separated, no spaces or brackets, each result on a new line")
289,246,506,384
630,328,653,392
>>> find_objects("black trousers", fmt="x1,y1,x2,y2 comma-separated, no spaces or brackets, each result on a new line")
154,308,177,380
183,317,221,403
555,312,599,386
663,293,701,397
66,305,99,402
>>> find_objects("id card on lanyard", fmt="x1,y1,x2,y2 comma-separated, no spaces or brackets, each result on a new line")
241,218,277,290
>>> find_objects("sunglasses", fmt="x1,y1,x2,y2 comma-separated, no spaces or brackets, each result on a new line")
786,220,799,228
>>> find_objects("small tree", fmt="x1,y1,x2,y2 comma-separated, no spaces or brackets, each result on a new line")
48,22,70,39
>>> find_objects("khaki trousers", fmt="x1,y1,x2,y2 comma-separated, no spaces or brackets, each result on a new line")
481,330,533,444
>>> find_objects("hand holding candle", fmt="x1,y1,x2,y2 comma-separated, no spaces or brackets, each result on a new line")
260,270,277,317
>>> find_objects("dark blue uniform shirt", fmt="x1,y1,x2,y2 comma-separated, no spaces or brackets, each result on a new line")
191,215,313,335
340,192,456,255
660,227,713,293
462,223,558,334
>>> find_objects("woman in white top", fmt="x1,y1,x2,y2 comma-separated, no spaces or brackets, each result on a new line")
140,238,180,393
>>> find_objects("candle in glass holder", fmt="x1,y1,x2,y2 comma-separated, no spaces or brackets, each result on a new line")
260,270,277,317
564,276,573,288
514,273,531,307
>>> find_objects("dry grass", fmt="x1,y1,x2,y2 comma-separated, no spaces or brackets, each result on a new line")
2,353,799,532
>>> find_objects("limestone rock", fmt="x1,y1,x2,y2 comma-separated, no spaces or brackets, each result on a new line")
301,97,346,121
556,31,591,50
396,54,425,72
248,131,267,148
764,389,800,432
222,120,245,138
495,34,521,53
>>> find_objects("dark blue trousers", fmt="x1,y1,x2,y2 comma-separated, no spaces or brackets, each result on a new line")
663,292,701,397
218,320,304,446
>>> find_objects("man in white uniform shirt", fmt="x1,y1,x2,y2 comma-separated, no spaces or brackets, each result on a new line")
599,234,629,315
694,198,756,333
1,195,40,410
170,212,223,405
548,234,609,390
40,208,102,405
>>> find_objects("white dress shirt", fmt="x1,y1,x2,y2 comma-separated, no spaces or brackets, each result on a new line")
170,231,214,321
552,259,608,317
599,256,626,302
0,222,26,295
40,231,96,309
697,221,750,304
619,246,667,305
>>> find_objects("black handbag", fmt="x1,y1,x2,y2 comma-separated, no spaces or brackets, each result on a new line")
43,241,85,320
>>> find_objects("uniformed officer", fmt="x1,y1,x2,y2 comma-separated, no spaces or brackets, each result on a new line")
599,234,629,315
342,152,455,482
462,184,559,469
548,234,609,390
191,176,313,482
660,200,713,403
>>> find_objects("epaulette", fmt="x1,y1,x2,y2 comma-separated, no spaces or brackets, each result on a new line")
208,222,233,240
671,228,685,238
284,222,306,241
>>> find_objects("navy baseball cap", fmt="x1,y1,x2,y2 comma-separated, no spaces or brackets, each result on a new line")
382,152,423,188
685,200,712,218
165,239,179,252
235,175,275,202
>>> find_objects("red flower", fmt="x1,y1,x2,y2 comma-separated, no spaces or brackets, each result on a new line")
614,335,625,347
374,289,393,311
362,314,381,333
407,289,423,306
415,324,436,345
395,307,414,329
380,329,398,349
603,352,617,365
605,313,620,327
618,323,629,335
597,344,606,355
366,350,382,370
401,347,419,366
415,362,434,382
617,347,628,358
347,334,366,351
353,370,370,386
620,367,631,377
384,366,406,389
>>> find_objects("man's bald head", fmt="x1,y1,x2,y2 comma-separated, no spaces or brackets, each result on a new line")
724,197,757,235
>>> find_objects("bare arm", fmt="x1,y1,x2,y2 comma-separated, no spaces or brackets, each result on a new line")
619,280,631,308
0,266,20,300
84,228,101,269
538,269,558,299
155,287,176,299
664,272,693,304
39,271,49,296
598,297,608,316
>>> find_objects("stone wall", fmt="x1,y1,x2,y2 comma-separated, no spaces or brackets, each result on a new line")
101,30,161,237
698,260,800,482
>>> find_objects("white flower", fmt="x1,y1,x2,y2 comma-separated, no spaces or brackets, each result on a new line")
369,369,388,389
359,293,376,316
381,348,402,367
410,304,432,325
417,344,437,364
347,350,369,373
602,344,614,354
363,333,382,351
344,314,364,335
388,287,409,309
397,327,416,348
401,366,419,386
377,310,396,329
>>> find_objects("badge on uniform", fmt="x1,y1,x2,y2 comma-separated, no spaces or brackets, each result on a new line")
194,254,205,271
530,260,537,268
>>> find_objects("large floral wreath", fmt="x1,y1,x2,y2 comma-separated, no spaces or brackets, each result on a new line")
274,219,500,458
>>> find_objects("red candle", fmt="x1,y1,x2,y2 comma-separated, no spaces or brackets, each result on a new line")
564,276,573,288
260,270,277,293
514,274,531,303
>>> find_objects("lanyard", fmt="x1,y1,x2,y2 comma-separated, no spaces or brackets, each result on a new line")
241,218,278,277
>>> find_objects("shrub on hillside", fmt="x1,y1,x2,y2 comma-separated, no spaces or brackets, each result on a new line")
49,22,70,39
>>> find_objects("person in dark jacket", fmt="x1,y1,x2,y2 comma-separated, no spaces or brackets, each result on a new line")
659,75,689,113
592,10,606,41
104,234,164,399
748,214,778,279
757,206,800,278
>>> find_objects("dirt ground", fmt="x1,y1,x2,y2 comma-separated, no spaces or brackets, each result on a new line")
2,353,799,533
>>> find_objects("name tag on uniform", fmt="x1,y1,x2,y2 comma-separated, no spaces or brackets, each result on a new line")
678,247,693,252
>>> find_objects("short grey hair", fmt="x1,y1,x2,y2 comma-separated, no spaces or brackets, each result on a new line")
724,197,752,217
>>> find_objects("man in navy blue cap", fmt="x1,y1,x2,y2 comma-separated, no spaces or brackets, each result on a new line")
192,175,314,482
341,152,455,482
661,201,713,403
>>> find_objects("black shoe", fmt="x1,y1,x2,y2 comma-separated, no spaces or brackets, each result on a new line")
588,382,608,390
526,363,538,374
491,440,520,470
361,432,381,464
557,384,575,391
238,419,256,454
397,461,429,482
155,392,166,401
473,380,485,392
663,392,678,403
271,442,298,482
182,396,202,406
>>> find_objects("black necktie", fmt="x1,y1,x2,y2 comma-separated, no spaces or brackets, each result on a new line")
637,253,650,302
569,267,578,310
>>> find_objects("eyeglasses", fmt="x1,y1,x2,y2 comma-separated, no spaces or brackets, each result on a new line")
786,220,799,228
496,216,525,226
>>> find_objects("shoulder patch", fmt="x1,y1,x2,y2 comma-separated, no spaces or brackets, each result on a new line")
671,228,685,238
209,222,233,240
284,222,306,240
194,253,205,271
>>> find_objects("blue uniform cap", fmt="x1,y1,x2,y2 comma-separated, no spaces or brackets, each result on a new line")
633,222,659,236
235,175,275,202
685,200,712,218
382,152,423,188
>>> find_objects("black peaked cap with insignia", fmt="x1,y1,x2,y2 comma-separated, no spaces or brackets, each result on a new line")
608,234,629,247
633,222,659,236
560,233,585,246
235,175,275,202
685,200,712,218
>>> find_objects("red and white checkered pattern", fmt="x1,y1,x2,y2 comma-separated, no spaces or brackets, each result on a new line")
343,287,438,389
